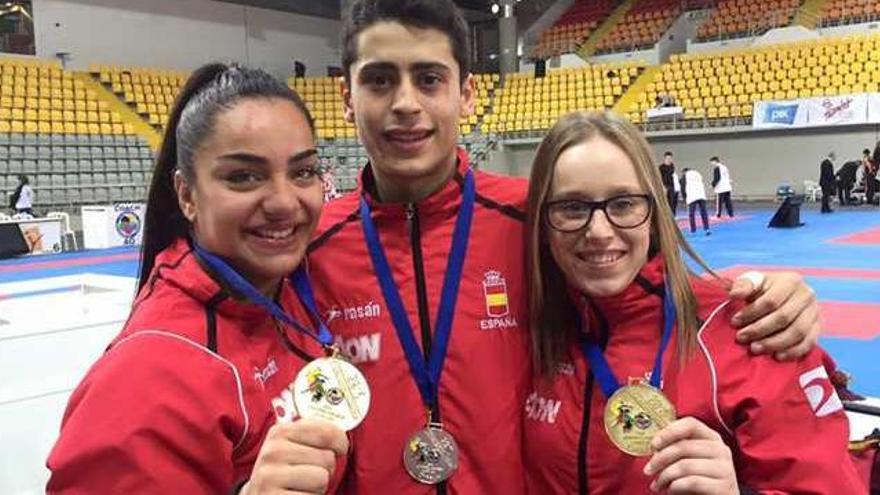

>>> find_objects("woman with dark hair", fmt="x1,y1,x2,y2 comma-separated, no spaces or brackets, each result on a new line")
11,174,34,216
523,111,862,494
46,64,354,494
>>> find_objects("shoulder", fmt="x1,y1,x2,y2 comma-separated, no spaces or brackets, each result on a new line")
315,192,360,235
473,170,528,216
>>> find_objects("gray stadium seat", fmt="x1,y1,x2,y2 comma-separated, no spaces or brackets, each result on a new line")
0,160,7,174
50,134,65,146
64,173,78,186
10,134,25,146
81,188,95,204
68,189,82,205
37,146,51,159
22,160,37,174
104,159,116,171
0,146,7,159
81,159,94,172
91,146,103,159
37,160,52,173
0,133,9,145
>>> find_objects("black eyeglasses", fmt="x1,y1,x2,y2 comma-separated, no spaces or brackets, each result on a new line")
543,194,653,232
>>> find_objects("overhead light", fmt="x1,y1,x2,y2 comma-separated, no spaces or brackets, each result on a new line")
490,3,499,14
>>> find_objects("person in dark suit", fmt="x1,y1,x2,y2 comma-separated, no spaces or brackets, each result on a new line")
658,151,677,215
820,152,836,213
835,160,859,205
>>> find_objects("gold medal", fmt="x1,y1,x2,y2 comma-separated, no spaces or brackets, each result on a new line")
603,383,676,456
292,356,371,431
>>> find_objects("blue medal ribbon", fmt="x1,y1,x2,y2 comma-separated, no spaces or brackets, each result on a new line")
359,169,475,410
192,243,333,348
581,283,676,398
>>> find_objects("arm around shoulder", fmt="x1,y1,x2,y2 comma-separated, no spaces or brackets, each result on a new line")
722,347,864,493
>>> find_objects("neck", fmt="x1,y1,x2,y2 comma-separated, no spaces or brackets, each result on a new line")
372,157,457,204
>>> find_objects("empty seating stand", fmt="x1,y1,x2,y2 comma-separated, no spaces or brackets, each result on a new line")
530,0,619,60
596,0,682,54
696,0,802,42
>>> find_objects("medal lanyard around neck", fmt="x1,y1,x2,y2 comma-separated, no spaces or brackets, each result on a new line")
192,243,333,348
359,169,475,411
581,284,676,398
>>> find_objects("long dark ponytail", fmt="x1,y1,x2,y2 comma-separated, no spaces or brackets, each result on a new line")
137,63,315,292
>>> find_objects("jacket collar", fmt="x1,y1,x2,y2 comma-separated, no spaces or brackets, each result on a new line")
575,254,667,331
152,238,303,325
356,147,472,219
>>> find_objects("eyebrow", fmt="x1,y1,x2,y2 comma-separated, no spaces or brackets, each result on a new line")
217,148,318,166
359,61,451,74
549,187,644,201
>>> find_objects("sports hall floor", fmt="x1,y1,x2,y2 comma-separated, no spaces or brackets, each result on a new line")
0,203,879,493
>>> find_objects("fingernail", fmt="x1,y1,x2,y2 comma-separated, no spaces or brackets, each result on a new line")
649,481,658,492
735,332,749,343
751,343,763,353
731,314,743,326
776,352,788,361
643,463,653,475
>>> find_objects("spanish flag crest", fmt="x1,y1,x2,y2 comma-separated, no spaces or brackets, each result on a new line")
482,270,509,318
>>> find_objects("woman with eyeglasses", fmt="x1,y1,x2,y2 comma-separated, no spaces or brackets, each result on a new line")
523,111,863,494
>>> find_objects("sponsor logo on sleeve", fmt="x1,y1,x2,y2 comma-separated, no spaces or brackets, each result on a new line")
798,365,843,417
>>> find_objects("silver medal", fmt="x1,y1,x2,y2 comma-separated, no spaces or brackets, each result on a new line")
403,425,459,484
292,356,370,431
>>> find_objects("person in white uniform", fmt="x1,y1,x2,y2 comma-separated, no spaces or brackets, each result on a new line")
711,156,734,218
683,167,710,235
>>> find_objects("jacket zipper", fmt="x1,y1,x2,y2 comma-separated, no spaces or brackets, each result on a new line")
406,202,446,495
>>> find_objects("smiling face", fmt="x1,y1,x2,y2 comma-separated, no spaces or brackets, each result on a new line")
546,137,652,298
343,21,475,201
176,97,323,295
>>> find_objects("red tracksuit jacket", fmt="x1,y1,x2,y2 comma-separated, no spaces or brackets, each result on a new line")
307,148,531,494
524,256,865,494
46,238,335,494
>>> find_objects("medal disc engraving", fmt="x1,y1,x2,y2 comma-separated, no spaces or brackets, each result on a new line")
603,383,676,456
403,426,459,484
293,357,370,431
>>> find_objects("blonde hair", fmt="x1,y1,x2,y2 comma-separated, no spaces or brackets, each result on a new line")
526,111,720,376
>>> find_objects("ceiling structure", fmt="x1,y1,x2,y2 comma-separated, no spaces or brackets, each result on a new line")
211,0,497,21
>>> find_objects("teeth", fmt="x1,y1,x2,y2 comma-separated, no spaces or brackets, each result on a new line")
583,252,622,264
256,228,293,240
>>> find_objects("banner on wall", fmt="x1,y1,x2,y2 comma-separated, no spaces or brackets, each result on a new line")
9,218,63,255
867,93,880,123
81,203,146,249
752,100,809,129
754,93,874,129
805,94,868,127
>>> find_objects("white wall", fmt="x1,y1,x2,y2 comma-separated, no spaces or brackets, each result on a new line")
487,124,880,199
31,0,341,79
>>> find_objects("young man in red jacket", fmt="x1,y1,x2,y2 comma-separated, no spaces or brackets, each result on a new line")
306,1,824,493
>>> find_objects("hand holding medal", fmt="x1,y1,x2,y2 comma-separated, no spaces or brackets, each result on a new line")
193,245,371,492
244,419,350,495
643,417,738,494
